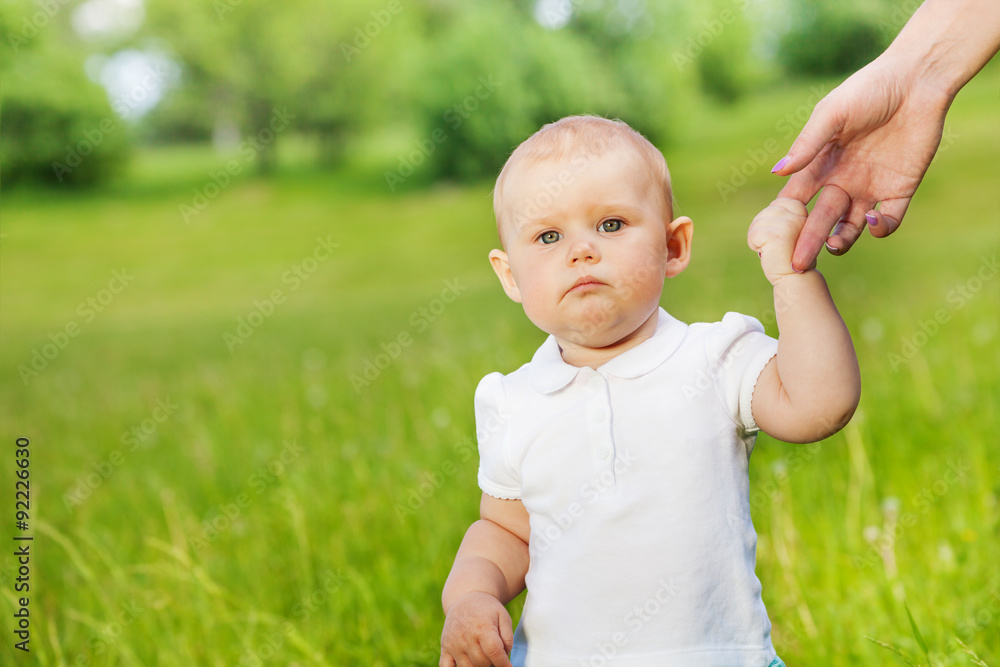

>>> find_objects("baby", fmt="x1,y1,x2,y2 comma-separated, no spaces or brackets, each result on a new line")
440,115,861,667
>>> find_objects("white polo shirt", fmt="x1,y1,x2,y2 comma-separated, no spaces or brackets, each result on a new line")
475,308,780,666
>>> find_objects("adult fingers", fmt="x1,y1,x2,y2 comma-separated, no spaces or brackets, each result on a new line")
777,169,822,208
868,198,909,238
791,185,850,271
826,198,874,255
825,218,866,255
771,97,843,177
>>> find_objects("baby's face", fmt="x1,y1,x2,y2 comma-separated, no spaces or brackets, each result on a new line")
490,146,690,350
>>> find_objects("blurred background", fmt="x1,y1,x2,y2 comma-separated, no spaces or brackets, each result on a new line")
1,0,997,664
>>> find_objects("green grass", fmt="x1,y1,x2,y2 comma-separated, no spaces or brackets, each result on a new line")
1,64,998,665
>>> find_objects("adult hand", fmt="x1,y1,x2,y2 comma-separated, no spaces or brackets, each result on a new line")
771,57,951,272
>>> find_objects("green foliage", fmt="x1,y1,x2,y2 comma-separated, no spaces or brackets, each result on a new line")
1,46,131,186
0,1,131,186
694,8,762,104
778,1,890,77
403,4,627,183
399,2,697,185
140,0,378,170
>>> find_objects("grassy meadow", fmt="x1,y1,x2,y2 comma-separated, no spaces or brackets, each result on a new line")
1,65,999,666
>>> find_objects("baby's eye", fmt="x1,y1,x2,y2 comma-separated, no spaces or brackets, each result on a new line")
539,231,562,244
599,219,623,233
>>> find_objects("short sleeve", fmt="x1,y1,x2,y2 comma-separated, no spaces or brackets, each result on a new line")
474,372,521,499
707,312,778,435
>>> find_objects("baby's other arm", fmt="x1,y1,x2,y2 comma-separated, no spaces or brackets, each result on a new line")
747,198,861,443
441,494,529,667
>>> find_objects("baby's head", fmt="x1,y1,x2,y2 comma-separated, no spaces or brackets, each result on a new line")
488,116,692,357
493,116,675,238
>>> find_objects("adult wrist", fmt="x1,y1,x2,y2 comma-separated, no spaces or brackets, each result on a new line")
881,0,997,100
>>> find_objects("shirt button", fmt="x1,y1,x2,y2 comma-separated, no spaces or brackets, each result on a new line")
588,375,604,390
598,446,612,460
591,408,607,423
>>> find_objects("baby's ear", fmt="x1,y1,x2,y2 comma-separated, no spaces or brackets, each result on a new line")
489,249,522,303
664,216,693,278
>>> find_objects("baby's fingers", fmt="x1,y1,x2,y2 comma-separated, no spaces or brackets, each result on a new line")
499,613,514,656
768,197,809,218
480,633,514,667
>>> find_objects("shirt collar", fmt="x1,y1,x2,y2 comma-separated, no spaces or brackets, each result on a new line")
528,307,688,394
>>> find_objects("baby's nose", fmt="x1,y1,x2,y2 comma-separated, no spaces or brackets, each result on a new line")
567,235,600,264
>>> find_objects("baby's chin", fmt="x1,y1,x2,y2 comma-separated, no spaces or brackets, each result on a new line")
528,295,665,352
532,311,642,350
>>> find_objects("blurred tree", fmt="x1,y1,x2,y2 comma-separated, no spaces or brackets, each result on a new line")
141,0,384,171
777,0,890,77
0,0,131,186
688,0,764,104
392,0,694,186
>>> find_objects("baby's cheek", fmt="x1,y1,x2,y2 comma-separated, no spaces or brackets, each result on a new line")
518,285,555,327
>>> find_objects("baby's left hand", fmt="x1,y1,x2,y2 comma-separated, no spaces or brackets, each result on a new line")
748,198,814,285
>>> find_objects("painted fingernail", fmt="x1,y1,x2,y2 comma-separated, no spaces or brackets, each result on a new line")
771,156,790,173
865,213,877,227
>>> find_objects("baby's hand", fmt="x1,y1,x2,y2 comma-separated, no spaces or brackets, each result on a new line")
748,198,813,285
440,592,515,667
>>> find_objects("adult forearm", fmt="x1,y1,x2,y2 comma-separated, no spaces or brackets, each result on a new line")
771,271,861,439
885,0,1000,97
442,520,528,613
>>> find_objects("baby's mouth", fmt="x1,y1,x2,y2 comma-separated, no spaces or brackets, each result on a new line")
566,276,607,295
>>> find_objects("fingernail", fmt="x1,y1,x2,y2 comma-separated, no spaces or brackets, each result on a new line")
865,213,877,227
791,263,804,274
771,156,790,173
825,241,839,254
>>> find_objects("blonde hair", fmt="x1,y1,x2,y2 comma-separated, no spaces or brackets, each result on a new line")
492,115,674,239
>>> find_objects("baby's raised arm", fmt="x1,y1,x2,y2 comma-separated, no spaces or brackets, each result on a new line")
440,494,530,667
747,198,861,443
